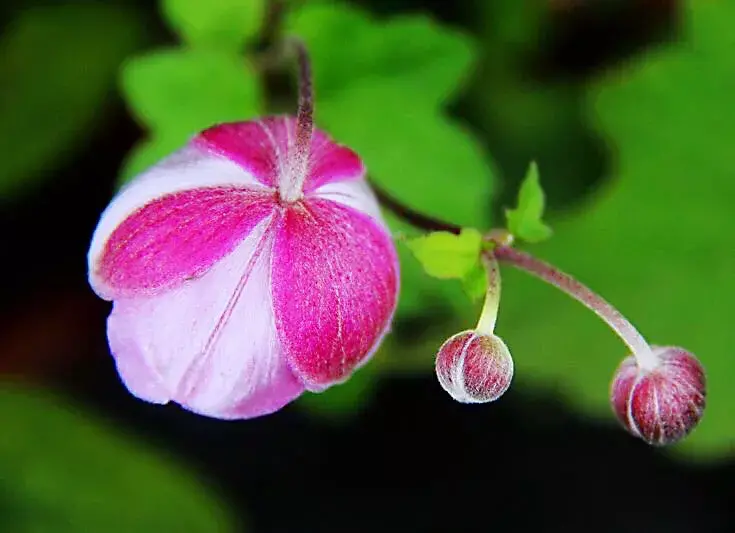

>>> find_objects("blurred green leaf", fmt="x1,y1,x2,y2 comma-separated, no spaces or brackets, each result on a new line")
161,0,265,51
286,3,493,321
119,48,263,182
499,1,735,460
468,0,603,211
319,82,492,228
286,3,476,105
406,228,483,280
120,135,189,182
122,49,262,132
505,161,552,243
0,4,146,200
0,383,237,532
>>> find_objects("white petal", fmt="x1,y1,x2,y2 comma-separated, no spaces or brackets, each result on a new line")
312,179,387,228
106,215,303,419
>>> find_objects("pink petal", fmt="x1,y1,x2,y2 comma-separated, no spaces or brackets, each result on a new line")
93,186,273,299
272,198,399,390
196,116,364,194
107,216,304,419
89,144,275,299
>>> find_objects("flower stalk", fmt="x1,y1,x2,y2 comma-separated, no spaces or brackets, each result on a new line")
475,252,501,336
492,245,658,371
280,38,314,202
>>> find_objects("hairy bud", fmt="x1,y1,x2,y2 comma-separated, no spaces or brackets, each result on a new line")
435,330,514,403
87,117,399,419
610,346,706,446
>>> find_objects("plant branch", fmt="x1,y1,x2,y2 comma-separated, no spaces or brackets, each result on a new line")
492,245,658,369
369,179,462,234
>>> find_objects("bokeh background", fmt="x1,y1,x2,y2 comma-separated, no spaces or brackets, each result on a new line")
2,0,734,531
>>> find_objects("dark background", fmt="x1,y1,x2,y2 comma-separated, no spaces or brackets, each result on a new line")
1,1,732,532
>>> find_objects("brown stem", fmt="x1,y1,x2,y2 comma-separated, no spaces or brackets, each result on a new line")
254,0,287,52
369,179,462,234
280,37,314,202
292,38,313,164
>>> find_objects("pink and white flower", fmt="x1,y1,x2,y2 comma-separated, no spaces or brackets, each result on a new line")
87,117,399,419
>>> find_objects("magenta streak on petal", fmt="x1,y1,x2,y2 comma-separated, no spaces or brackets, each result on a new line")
195,117,364,196
272,198,398,390
303,126,364,193
96,187,275,298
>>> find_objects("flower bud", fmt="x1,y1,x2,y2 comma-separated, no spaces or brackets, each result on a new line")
610,346,706,446
435,330,514,403
87,117,399,419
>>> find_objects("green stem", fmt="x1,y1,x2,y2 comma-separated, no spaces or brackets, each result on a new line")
476,252,501,335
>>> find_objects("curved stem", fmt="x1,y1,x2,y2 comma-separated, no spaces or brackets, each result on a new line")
255,0,286,52
369,179,462,234
493,245,658,370
280,37,314,202
476,252,501,335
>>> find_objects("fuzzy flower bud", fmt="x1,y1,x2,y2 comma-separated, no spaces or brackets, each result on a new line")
610,346,706,446
87,117,399,419
435,330,514,403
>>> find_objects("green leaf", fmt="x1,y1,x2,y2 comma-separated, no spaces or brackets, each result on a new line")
390,224,472,318
406,228,483,280
505,162,552,243
0,4,146,200
119,48,264,184
499,1,735,460
0,383,237,532
462,260,488,302
161,0,265,51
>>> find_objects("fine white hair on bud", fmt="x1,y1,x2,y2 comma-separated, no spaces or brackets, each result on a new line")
610,346,706,446
435,330,514,404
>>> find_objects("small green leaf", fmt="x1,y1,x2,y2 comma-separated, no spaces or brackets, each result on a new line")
505,161,552,243
0,383,237,532
161,0,265,51
406,228,483,280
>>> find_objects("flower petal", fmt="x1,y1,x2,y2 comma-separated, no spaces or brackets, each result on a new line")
196,117,364,193
311,178,385,223
106,216,304,419
272,198,399,390
89,144,276,299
